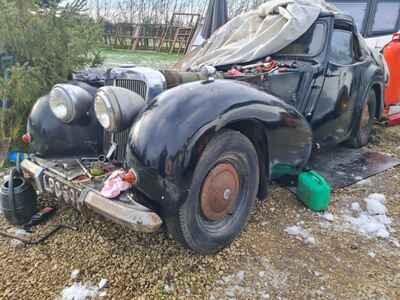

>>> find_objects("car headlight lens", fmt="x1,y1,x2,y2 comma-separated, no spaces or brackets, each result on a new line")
94,86,145,132
94,91,115,130
49,87,74,122
49,84,93,123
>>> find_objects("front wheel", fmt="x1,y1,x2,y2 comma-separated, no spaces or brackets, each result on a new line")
347,90,376,148
166,129,260,254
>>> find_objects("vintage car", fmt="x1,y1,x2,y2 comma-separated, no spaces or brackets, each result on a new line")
21,12,386,254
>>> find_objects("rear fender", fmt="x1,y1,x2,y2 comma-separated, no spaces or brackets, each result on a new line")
126,80,312,208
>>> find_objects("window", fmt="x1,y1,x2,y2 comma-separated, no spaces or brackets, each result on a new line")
330,1,369,33
329,30,354,65
277,22,326,56
371,1,400,33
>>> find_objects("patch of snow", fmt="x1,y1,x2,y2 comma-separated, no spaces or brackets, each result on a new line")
222,271,246,285
61,277,108,300
365,194,386,215
345,194,391,238
368,251,376,258
321,212,334,222
211,258,289,299
260,292,270,299
164,284,174,294
7,228,31,247
98,279,108,290
345,212,390,238
330,194,392,239
61,283,98,300
354,176,363,181
351,202,360,211
70,269,80,280
10,239,24,248
236,271,245,282
8,228,31,237
285,225,316,245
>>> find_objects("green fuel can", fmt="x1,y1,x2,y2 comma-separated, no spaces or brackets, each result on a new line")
296,171,331,212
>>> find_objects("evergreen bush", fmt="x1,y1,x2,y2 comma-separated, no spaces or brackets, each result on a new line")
0,0,102,142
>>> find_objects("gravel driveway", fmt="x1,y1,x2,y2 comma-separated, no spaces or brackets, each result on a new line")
0,125,399,300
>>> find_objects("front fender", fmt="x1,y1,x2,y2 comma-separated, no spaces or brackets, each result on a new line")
126,80,312,208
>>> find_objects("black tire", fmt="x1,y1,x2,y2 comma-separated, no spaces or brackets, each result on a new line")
166,129,259,254
347,90,377,148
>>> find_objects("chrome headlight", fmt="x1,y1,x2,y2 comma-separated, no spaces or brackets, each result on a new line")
94,86,145,132
94,89,116,131
49,84,93,123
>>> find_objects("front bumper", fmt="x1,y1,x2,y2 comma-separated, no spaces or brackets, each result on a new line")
20,159,162,233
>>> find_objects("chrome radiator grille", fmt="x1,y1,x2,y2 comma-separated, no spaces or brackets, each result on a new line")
103,79,147,161
103,129,131,161
115,79,147,98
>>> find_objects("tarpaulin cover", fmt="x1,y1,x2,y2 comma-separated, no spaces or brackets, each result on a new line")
182,0,338,70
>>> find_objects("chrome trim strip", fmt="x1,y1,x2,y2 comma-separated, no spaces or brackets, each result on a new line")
83,189,162,233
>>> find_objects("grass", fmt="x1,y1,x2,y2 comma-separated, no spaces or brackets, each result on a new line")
99,48,183,69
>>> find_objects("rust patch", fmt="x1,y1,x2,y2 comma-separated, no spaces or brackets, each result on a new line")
200,163,240,221
361,101,370,128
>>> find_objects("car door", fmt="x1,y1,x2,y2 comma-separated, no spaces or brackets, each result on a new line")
311,26,364,146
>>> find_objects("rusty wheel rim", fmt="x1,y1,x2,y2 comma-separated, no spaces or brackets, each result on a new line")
200,163,240,221
360,101,370,129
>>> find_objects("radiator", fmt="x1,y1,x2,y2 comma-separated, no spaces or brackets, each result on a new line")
115,79,147,99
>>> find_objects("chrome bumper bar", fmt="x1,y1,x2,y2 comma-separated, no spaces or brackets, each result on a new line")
20,159,162,233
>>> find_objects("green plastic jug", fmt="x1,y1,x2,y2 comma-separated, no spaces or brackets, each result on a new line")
296,171,331,212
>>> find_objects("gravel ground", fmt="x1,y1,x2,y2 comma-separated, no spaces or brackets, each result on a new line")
0,125,399,300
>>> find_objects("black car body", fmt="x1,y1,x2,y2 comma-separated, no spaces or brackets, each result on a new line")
21,13,386,254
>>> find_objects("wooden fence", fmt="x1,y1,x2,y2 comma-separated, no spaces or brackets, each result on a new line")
104,12,201,54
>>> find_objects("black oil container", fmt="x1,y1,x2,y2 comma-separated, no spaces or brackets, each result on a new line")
0,168,37,225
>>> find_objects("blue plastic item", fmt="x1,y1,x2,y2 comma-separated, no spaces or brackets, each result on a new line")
8,151,30,163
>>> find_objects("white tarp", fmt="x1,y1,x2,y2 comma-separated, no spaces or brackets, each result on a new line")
182,0,338,70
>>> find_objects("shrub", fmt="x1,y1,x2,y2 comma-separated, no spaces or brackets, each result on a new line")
0,0,102,142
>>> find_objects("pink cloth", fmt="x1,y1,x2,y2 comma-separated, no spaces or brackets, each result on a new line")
101,170,132,199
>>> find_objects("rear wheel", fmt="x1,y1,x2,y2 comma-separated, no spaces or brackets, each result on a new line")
166,129,259,254
347,90,376,148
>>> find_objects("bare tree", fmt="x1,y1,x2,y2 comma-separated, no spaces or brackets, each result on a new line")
91,0,267,24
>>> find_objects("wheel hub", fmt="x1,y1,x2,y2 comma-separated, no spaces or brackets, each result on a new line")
200,163,240,221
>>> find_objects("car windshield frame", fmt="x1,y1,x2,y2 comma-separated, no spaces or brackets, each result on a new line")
274,21,328,58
